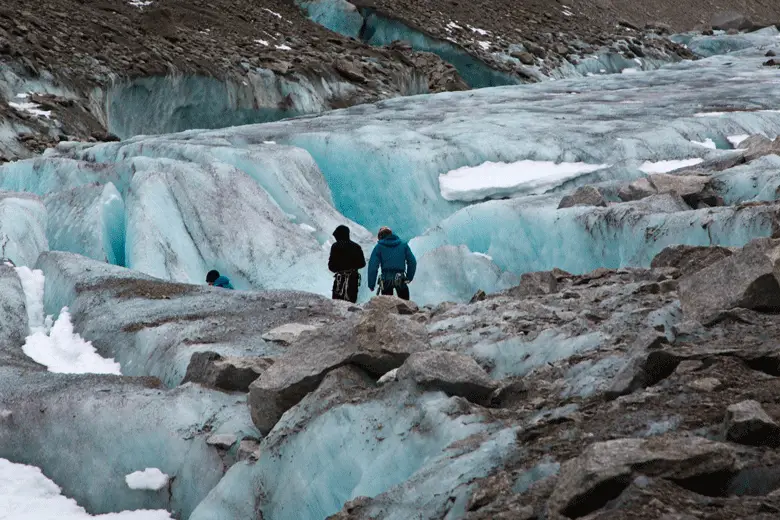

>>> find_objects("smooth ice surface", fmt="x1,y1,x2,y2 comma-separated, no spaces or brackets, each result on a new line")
439,160,608,202
125,469,170,491
0,192,48,267
0,459,172,519
671,26,780,58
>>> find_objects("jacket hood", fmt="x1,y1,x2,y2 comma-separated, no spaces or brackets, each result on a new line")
378,234,402,247
333,225,350,241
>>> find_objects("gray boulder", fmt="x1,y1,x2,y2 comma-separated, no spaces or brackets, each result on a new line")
741,135,780,162
679,238,780,320
248,309,430,435
261,323,320,345
618,174,719,207
557,186,607,209
182,351,273,392
712,11,755,31
605,332,674,399
508,270,559,298
397,350,497,403
724,400,780,446
548,435,737,517
364,295,419,315
651,245,736,277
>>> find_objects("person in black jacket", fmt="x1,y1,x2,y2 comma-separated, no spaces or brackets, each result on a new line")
328,225,366,303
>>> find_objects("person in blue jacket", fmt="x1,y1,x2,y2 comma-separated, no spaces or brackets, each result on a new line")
367,226,417,300
206,270,234,289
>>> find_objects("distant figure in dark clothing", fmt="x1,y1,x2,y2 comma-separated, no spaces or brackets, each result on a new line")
367,226,416,301
206,270,234,289
328,225,366,303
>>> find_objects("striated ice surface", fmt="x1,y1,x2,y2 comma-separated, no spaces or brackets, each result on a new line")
0,192,48,267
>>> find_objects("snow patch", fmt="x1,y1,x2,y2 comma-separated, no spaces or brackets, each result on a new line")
125,469,170,491
275,44,292,51
0,458,172,519
621,68,639,75
16,267,121,374
472,252,493,261
439,160,608,202
468,25,489,36
377,368,399,385
128,0,153,8
478,41,491,51
263,8,282,19
299,223,317,233
727,134,750,147
691,138,716,149
255,39,269,46
9,101,51,119
446,22,463,31
638,158,704,173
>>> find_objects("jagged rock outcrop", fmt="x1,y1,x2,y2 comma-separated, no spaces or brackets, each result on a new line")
558,186,608,209
618,173,721,207
679,238,780,320
182,351,273,392
651,244,736,277
724,400,780,446
741,135,780,162
548,435,737,517
248,308,430,435
397,350,497,403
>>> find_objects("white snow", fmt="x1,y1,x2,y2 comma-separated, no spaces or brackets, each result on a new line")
8,101,51,119
727,134,751,147
275,44,292,51
377,368,399,385
438,160,608,202
621,68,639,74
477,41,491,51
262,140,277,145
691,138,717,149
125,469,170,491
255,39,269,46
468,26,489,36
263,8,282,19
562,10,573,16
694,112,726,117
299,223,317,233
638,158,704,173
446,22,462,31
0,458,172,519
15,267,122,375
128,0,153,8
472,252,493,261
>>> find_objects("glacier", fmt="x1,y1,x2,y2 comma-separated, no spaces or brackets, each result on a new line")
1,25,780,520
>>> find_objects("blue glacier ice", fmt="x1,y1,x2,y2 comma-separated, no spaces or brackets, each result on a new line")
190,369,517,520
671,26,780,58
0,192,48,267
44,183,125,265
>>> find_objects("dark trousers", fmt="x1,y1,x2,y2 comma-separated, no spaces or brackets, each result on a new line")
332,272,359,303
381,283,410,300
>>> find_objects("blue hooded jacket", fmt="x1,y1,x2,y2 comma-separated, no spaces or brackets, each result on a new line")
367,234,417,290
213,276,234,289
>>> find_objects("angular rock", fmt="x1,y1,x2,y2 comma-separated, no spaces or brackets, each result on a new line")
618,173,718,207
507,270,558,299
548,435,737,517
398,350,497,403
741,135,780,162
651,245,736,277
557,185,608,209
724,400,780,446
688,377,722,392
261,322,320,345
248,309,429,435
679,238,780,320
605,332,674,399
182,352,273,392
206,433,237,449
469,289,487,304
364,295,419,315
712,11,755,31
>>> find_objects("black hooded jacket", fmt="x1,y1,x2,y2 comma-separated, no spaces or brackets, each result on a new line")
328,225,366,273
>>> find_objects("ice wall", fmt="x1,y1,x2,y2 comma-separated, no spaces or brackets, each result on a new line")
0,192,48,267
